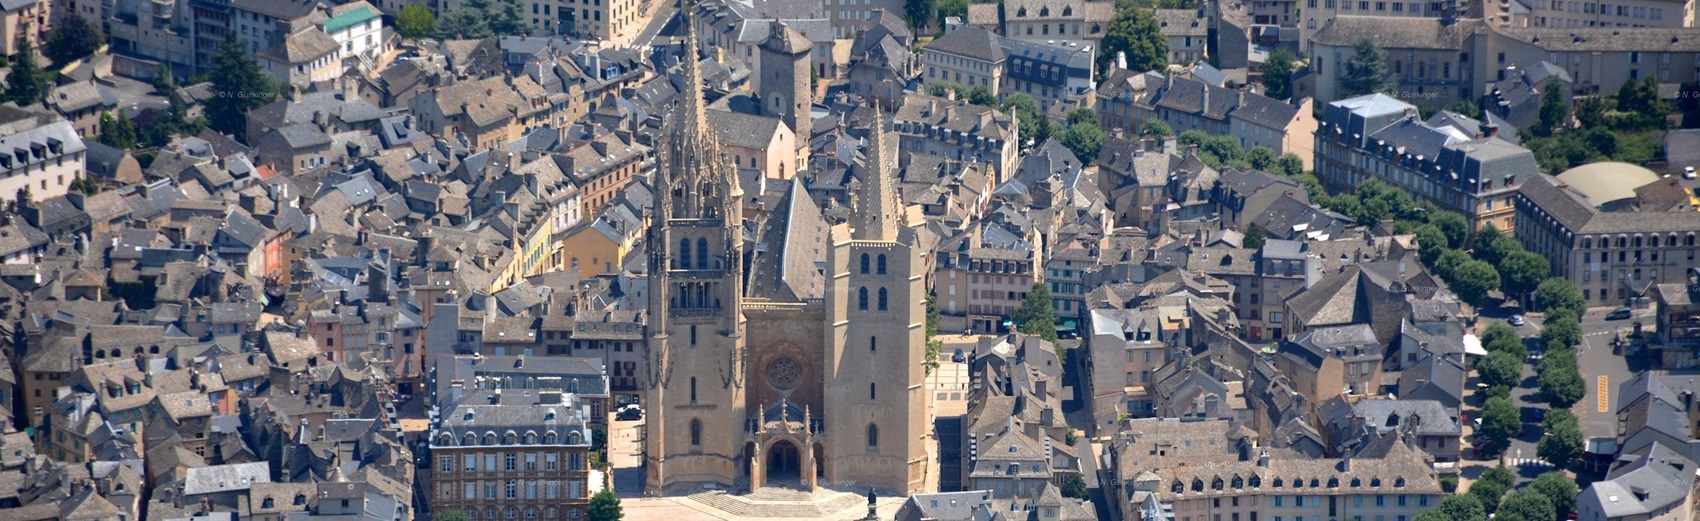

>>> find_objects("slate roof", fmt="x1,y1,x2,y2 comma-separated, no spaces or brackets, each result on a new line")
1310,16,1485,49
707,110,784,150
182,462,271,495
1155,9,1208,37
1497,26,1700,52
259,28,340,63
926,26,1005,62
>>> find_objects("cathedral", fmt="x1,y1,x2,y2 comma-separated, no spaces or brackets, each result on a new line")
642,26,929,495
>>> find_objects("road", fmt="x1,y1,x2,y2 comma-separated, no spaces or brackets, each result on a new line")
629,0,679,50
1495,307,1642,481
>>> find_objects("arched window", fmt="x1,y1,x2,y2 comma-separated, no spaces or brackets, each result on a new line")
504,433,517,445
1249,475,1261,488
524,432,537,445
1192,479,1204,492
1211,477,1224,490
877,254,886,274
1171,480,1184,493
440,434,455,446
544,432,558,444
878,288,888,311
567,431,582,444
484,433,497,445
858,287,869,310
1017,7,1026,16
690,419,702,446
295,495,308,506
867,424,879,448
690,377,697,402
679,239,690,269
696,238,708,269
861,253,870,274
1231,476,1244,489
869,382,877,400
483,510,496,520
1040,6,1049,16
263,498,275,509
465,433,477,445
870,335,877,352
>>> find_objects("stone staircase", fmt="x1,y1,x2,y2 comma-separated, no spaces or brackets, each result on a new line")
684,486,867,518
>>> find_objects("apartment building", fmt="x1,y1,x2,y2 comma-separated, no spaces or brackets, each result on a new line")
1109,418,1445,521
997,37,1096,105
0,116,88,204
921,26,1006,96
429,389,594,521
934,222,1040,334
1512,170,1700,307
1522,0,1690,28
891,93,1020,183
1316,93,1537,233
1,0,49,56
962,0,1115,47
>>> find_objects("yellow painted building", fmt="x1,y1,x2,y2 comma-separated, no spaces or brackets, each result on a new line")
554,218,632,279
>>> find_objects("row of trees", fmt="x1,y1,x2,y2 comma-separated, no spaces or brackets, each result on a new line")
1417,467,1578,521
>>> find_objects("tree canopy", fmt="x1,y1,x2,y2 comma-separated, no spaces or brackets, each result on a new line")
1098,8,1168,75
1500,489,1556,521
1480,396,1521,457
903,0,934,35
1534,278,1586,317
1341,38,1394,97
4,37,47,105
588,489,623,521
45,12,106,64
1449,260,1501,308
397,4,438,40
1537,408,1584,469
1012,283,1060,343
1529,471,1580,519
205,36,278,138
1500,250,1551,300
1472,465,1517,513
1263,48,1295,100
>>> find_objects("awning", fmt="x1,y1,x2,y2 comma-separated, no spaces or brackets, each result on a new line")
1463,334,1487,357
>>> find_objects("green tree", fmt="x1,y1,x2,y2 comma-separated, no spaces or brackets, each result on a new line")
1480,396,1521,457
4,37,47,105
1274,153,1304,178
588,489,623,521
1533,278,1586,317
1439,494,1488,521
1446,98,1484,119
1140,119,1172,139
1500,489,1556,521
1537,408,1584,469
936,0,970,20
434,510,472,521
1538,353,1586,409
397,4,438,40
1058,120,1106,163
1616,76,1669,127
1472,225,1519,265
44,12,106,64
1341,38,1395,97
1537,80,1570,136
1242,223,1268,251
1263,48,1295,100
99,112,139,150
1435,249,1471,280
1011,283,1060,343
1480,322,1520,352
1539,313,1582,349
1412,510,1450,521
1472,465,1517,513
1500,250,1551,301
1245,146,1278,171
1099,7,1168,74
205,36,277,138
924,296,942,375
1428,211,1468,249
903,0,934,35
1477,351,1524,390
1529,471,1580,520
1413,225,1447,267
1061,473,1088,499
69,176,100,195
1449,260,1501,308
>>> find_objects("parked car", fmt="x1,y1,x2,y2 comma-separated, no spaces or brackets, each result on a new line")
1607,307,1633,320
616,405,643,421
952,348,966,363
1508,315,1525,326
1685,166,1696,179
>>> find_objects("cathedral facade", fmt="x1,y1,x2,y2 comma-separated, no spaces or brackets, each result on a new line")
643,29,929,496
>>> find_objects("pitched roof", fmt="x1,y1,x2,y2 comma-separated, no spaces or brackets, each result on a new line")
926,26,1006,62
1311,16,1485,49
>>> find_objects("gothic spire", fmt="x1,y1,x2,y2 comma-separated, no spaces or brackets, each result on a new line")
852,106,899,241
680,15,709,142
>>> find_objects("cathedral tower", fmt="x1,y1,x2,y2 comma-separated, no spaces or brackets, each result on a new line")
644,22,748,491
822,109,929,494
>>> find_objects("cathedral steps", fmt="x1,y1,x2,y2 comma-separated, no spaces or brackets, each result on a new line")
681,487,867,519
